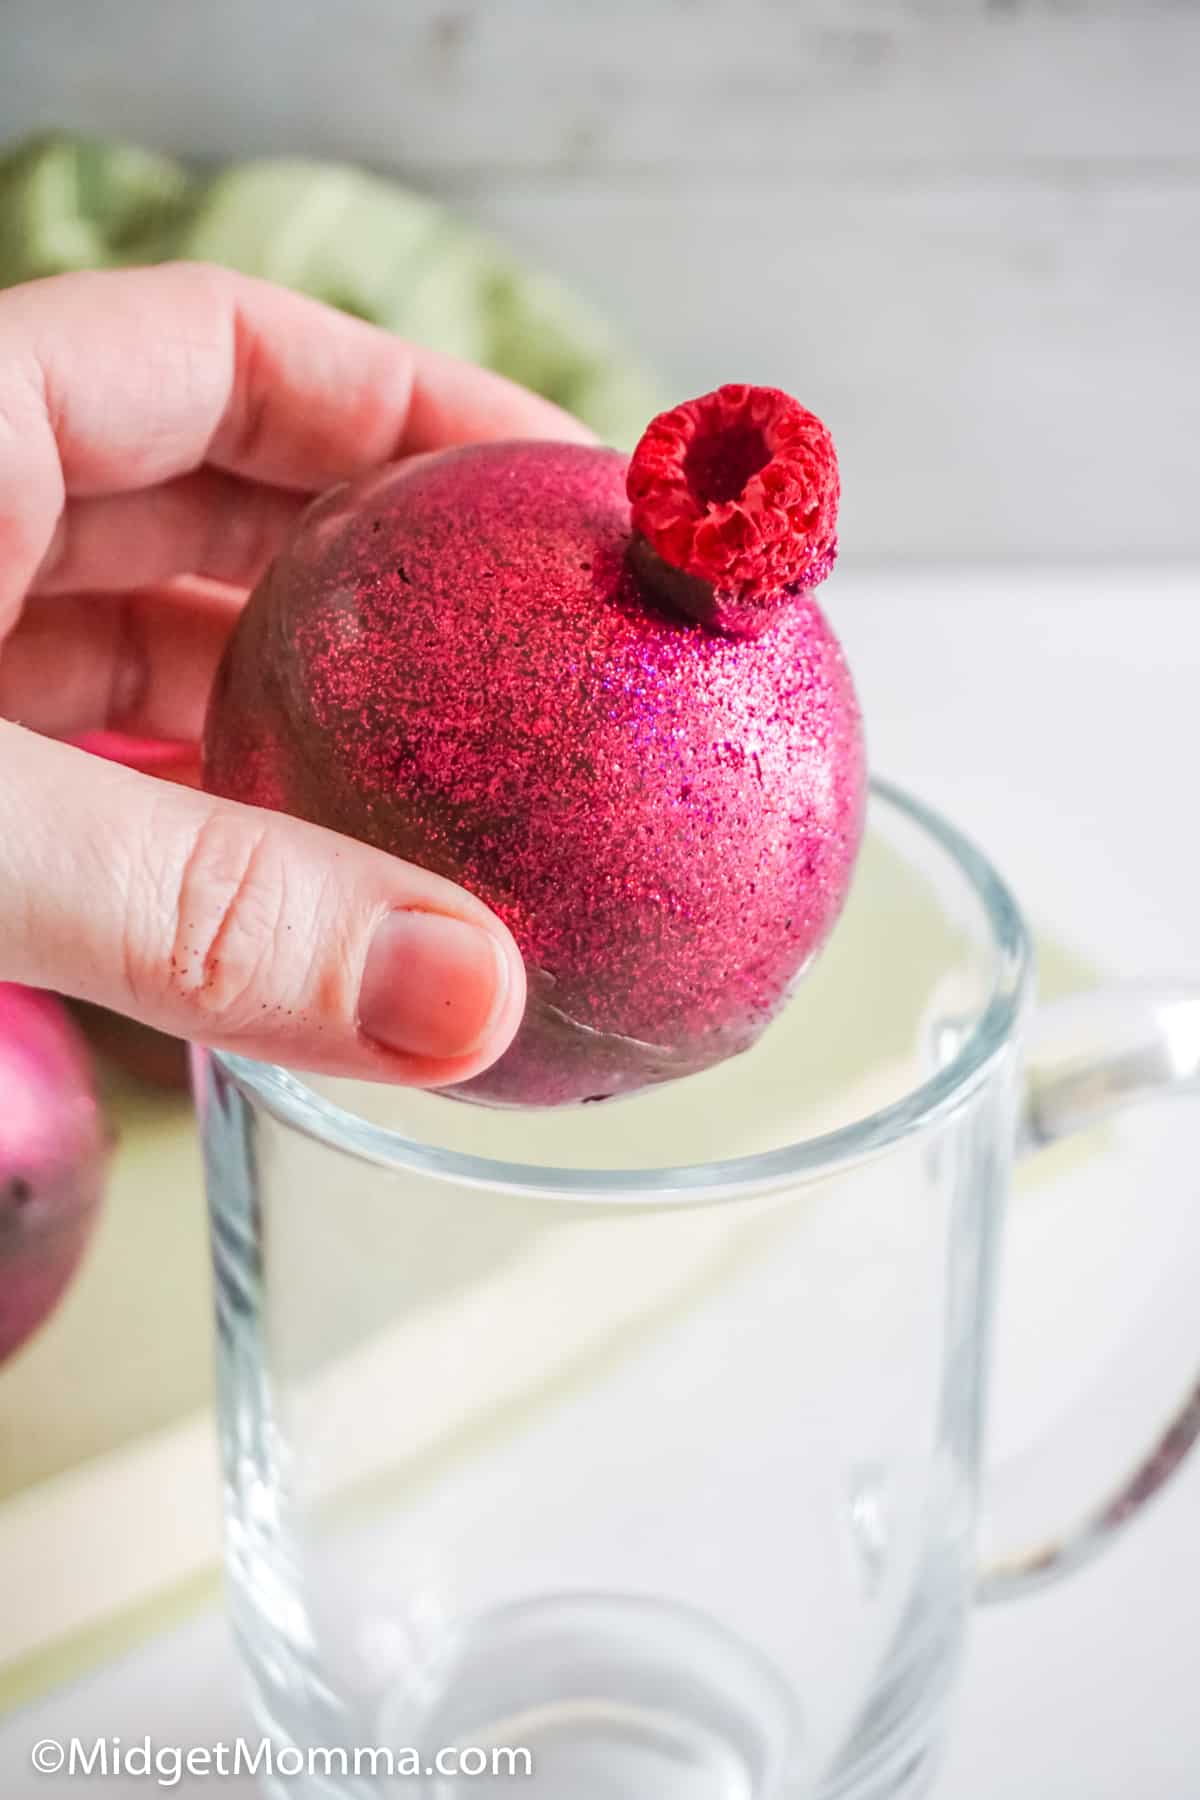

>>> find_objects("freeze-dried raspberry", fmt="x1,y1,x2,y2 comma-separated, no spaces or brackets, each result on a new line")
626,384,839,637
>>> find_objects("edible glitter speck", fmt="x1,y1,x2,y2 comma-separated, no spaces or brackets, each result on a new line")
204,438,866,1105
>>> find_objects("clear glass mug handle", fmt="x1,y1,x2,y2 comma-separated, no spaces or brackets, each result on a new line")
978,982,1200,1601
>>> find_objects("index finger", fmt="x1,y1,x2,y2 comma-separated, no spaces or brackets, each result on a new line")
0,261,593,501
0,262,594,631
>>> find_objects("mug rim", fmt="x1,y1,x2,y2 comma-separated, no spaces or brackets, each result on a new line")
207,778,1034,1200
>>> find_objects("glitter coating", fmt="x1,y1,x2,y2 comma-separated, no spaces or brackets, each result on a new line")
204,439,866,1106
627,384,840,637
0,984,108,1364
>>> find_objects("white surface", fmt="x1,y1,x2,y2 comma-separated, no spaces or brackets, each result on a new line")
1,566,1198,1797
3,1,1200,560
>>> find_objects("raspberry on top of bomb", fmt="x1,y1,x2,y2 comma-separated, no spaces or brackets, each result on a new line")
627,383,840,638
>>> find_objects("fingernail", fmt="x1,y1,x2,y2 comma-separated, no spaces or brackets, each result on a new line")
359,910,511,1061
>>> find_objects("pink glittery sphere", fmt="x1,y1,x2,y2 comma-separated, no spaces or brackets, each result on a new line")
0,985,108,1364
204,440,866,1105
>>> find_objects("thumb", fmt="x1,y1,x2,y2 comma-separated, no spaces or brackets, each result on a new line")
0,724,525,1086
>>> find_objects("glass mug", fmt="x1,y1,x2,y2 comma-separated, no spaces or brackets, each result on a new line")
195,781,1200,1800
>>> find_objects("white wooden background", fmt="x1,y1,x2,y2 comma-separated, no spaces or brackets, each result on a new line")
2,0,1198,561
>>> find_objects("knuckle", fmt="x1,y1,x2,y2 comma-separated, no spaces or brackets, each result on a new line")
170,258,232,292
206,479,289,584
158,809,290,1027
0,360,64,637
104,595,150,727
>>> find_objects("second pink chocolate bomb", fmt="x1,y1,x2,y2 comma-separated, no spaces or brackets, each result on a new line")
204,385,866,1105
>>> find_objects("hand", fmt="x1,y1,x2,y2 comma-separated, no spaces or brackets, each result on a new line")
0,263,589,1084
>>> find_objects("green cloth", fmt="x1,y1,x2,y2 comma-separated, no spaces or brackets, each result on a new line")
0,131,657,447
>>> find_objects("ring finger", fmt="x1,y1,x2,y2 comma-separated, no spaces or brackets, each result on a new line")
0,579,244,741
